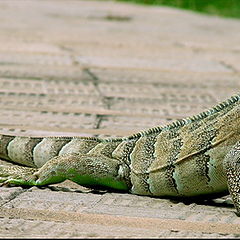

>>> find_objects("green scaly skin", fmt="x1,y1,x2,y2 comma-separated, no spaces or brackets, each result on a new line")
1,93,240,215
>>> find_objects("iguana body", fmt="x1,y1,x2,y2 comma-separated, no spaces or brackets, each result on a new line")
1,94,240,215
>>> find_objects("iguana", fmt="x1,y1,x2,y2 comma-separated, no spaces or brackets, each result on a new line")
0,93,240,215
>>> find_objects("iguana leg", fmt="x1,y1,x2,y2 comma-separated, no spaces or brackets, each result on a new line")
223,141,240,216
3,153,131,191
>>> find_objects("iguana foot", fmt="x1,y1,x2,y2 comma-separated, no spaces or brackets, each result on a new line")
0,153,131,190
0,164,38,186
